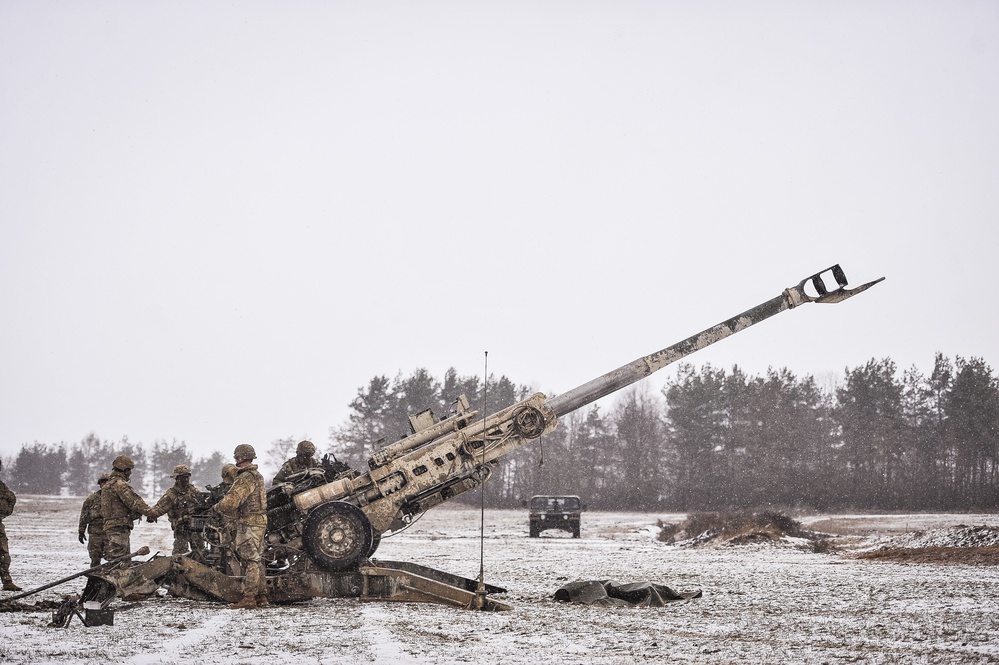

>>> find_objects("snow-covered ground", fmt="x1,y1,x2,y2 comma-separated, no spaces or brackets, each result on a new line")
2,496,998,664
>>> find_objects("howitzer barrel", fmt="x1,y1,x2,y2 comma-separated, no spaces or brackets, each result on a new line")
545,265,883,417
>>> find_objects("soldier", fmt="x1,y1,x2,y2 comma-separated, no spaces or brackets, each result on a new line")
214,464,239,575
153,465,207,557
78,473,111,567
101,455,159,560
219,463,237,494
0,459,22,591
272,440,320,484
213,444,268,609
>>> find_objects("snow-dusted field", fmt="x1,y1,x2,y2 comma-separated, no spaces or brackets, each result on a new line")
2,496,998,664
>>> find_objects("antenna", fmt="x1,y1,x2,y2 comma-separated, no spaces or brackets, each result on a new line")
474,350,489,609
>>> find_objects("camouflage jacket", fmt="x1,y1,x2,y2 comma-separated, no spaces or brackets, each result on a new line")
213,464,266,528
153,484,204,530
101,471,155,530
79,490,104,535
273,456,320,484
0,479,15,520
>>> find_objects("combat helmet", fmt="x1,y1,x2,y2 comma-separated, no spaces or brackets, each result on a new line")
297,440,316,456
112,455,135,471
98,473,111,485
221,463,237,484
233,444,256,462
171,464,192,478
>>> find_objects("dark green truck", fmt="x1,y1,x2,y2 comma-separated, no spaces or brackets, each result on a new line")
528,495,583,538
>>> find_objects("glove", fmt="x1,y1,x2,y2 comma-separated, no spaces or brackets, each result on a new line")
146,514,158,523
78,531,86,544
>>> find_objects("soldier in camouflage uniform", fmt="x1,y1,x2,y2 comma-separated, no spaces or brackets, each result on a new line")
78,473,111,567
219,463,237,494
101,455,159,560
213,444,268,609
153,464,207,557
215,464,239,575
0,459,22,591
272,440,320,484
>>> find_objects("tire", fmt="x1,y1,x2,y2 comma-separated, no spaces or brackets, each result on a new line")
368,531,382,558
572,524,581,539
302,501,374,571
529,524,539,538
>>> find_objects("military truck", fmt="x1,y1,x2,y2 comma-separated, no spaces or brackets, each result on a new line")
528,495,583,538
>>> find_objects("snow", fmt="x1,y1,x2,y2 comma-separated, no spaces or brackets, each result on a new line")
2,497,999,664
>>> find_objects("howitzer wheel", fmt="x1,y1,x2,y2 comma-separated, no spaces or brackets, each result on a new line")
303,501,374,571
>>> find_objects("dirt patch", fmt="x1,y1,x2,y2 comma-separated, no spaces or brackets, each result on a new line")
804,514,998,535
853,545,999,565
851,525,999,565
0,596,74,613
883,524,999,548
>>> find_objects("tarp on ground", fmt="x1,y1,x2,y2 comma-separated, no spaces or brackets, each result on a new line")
553,580,702,607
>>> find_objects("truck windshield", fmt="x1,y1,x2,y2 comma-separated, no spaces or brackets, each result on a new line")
531,496,580,511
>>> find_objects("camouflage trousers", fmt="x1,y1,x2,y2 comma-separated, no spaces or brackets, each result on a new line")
233,523,266,600
219,525,240,576
103,527,132,561
87,530,108,568
171,528,206,557
0,522,11,581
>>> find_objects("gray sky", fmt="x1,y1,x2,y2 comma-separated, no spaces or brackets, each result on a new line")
2,1,997,461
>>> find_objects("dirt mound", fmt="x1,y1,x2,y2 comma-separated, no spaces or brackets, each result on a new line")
660,511,823,548
854,525,999,565
882,524,999,549
854,545,999,565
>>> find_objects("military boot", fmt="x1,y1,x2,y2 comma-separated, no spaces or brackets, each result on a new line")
228,596,257,610
2,579,22,592
256,595,269,608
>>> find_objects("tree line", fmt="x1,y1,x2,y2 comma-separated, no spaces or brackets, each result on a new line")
0,435,231,498
3,354,997,512
0,431,315,501
329,356,999,511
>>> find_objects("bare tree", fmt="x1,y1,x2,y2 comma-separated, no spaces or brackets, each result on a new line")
191,450,228,488
149,440,191,497
263,436,298,484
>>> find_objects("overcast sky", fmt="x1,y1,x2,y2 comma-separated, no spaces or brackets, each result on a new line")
1,1,996,461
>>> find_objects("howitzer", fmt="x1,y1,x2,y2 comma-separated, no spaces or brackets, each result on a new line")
263,264,883,572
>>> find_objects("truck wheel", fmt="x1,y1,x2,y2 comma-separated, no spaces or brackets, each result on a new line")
303,501,374,571
572,524,581,538
529,525,539,538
